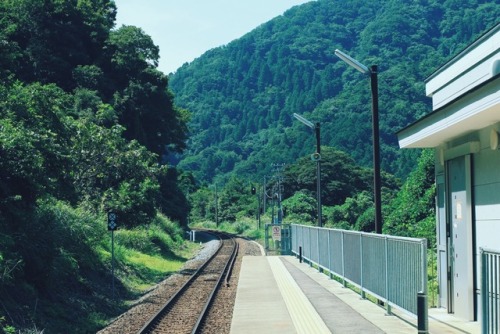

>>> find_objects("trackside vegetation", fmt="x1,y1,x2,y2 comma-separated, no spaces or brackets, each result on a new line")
0,200,199,333
0,0,193,332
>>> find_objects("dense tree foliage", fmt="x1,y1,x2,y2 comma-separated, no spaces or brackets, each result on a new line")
0,1,189,219
183,0,495,236
181,0,489,251
170,0,498,183
189,145,402,233
0,0,190,331
0,0,188,155
281,192,318,224
384,149,436,246
0,0,116,89
282,147,400,206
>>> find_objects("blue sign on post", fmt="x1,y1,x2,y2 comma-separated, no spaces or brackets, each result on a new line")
108,212,117,231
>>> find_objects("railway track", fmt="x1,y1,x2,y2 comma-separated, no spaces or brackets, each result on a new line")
137,230,239,334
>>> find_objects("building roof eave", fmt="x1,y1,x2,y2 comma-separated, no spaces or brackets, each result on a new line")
397,75,500,149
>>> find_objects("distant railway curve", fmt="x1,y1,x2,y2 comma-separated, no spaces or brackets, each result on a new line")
137,230,238,334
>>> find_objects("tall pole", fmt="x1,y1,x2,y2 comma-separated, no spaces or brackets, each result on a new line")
111,230,115,299
277,176,283,224
215,184,219,227
257,188,261,229
315,122,322,227
271,191,275,224
370,65,382,234
263,176,267,213
334,49,382,234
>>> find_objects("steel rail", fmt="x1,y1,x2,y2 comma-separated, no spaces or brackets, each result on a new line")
191,233,238,333
137,230,224,334
224,242,239,287
137,230,238,334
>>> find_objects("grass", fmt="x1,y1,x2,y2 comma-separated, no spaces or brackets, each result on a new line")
37,217,198,333
0,199,203,334
76,222,202,332
122,250,186,291
108,226,201,295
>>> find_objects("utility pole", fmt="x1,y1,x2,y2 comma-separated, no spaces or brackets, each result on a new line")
214,183,219,227
271,163,285,224
263,176,267,213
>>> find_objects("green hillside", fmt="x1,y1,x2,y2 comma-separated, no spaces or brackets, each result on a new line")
0,1,194,331
169,0,499,183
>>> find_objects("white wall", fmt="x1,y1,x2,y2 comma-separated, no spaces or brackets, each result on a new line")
474,125,500,252
472,124,500,318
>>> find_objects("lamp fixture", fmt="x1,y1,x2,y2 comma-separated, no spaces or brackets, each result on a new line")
293,113,315,129
334,49,370,74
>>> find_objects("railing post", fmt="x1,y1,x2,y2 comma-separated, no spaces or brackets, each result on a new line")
328,229,333,279
385,236,391,315
341,230,346,287
422,239,428,296
309,226,313,267
481,248,488,334
422,238,428,319
299,246,303,263
318,227,322,273
360,233,365,299
417,291,429,333
494,253,499,334
299,226,303,262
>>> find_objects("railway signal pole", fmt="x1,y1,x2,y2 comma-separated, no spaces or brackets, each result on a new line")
107,211,118,299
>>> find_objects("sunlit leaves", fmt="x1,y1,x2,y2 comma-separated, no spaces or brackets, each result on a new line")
108,25,159,72
384,150,435,244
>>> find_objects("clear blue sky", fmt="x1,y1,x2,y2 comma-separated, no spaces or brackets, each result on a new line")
114,0,313,74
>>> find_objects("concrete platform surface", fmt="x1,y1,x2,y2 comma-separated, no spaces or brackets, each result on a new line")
230,255,481,334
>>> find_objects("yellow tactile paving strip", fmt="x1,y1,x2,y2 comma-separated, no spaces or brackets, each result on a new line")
268,256,331,334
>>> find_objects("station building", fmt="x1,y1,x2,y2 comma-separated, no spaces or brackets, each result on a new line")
397,23,500,321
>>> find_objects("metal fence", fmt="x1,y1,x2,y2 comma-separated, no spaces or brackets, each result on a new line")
482,248,500,334
291,224,428,316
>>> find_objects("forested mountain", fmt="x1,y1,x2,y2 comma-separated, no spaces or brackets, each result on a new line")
170,0,499,183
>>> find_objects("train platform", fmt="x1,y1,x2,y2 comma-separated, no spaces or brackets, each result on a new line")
230,255,481,334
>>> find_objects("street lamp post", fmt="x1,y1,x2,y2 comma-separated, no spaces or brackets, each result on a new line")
335,49,382,234
293,113,322,227
271,163,285,224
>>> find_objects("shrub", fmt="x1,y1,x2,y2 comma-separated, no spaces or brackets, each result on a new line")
234,220,252,234
114,228,159,254
244,228,263,240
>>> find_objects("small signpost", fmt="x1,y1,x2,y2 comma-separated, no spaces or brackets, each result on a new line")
265,224,291,255
108,211,117,298
272,225,281,242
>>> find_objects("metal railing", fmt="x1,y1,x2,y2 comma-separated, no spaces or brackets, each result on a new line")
482,248,500,334
292,224,428,317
